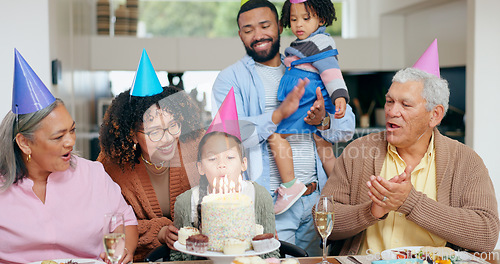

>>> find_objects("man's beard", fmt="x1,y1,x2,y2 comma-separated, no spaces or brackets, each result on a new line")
244,35,281,63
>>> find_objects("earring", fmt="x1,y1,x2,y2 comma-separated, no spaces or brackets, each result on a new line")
133,143,137,150
27,154,31,162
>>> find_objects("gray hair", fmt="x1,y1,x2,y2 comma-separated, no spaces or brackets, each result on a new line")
0,99,74,192
392,67,450,114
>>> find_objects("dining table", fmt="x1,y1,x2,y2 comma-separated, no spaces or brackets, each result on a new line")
136,251,500,264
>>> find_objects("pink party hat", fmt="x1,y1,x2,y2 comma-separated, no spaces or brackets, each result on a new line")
290,0,307,3
130,49,163,97
412,39,440,78
206,87,241,140
12,49,56,115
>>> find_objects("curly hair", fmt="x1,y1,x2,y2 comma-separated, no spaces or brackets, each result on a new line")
99,86,203,170
280,0,337,29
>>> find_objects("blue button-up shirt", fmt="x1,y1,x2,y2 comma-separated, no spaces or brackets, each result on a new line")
212,54,355,193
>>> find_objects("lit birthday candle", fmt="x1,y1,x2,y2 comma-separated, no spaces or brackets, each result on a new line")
212,178,217,194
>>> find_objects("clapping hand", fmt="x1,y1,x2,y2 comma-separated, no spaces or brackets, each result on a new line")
304,87,326,126
367,166,413,218
272,78,307,124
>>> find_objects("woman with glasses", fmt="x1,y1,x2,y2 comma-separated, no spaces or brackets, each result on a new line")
97,84,204,261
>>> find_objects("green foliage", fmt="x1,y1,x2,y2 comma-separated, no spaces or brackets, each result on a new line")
139,1,342,38
140,1,221,37
210,2,241,38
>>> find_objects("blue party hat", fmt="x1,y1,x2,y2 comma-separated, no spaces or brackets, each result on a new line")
130,49,163,97
12,49,56,115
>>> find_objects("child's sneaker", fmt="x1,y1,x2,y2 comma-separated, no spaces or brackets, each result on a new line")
274,180,307,215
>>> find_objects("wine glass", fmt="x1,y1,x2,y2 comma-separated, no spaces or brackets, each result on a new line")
315,195,335,264
103,213,126,264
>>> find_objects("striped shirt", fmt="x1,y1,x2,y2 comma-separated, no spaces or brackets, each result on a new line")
255,62,317,191
284,26,349,102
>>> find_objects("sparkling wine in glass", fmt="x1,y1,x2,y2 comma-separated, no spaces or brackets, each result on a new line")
315,195,334,264
103,213,126,264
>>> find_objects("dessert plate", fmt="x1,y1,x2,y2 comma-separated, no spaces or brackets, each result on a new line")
372,259,424,264
174,239,280,264
381,246,471,261
381,246,423,260
28,259,106,264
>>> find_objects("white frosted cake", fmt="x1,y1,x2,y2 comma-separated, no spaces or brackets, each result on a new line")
201,192,256,251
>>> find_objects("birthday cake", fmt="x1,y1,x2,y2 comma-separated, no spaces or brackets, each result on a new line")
201,192,256,251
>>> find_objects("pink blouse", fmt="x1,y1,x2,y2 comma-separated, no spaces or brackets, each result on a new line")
0,156,138,264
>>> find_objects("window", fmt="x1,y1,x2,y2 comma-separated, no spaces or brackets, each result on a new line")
108,70,218,113
135,0,343,38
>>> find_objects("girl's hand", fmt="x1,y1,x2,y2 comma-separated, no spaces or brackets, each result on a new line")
99,248,132,264
159,223,179,250
334,97,346,119
99,252,109,264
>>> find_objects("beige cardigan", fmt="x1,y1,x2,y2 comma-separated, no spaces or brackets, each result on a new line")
322,129,499,255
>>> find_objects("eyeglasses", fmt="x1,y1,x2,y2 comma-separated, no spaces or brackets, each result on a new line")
139,121,181,142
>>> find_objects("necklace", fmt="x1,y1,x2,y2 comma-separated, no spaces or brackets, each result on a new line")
141,155,166,170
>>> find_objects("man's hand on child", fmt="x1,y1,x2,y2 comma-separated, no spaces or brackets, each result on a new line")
272,78,308,124
304,87,326,126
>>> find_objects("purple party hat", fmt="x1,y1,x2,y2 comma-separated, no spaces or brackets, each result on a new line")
12,49,56,115
130,49,163,97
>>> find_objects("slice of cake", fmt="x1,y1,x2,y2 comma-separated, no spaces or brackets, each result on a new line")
223,238,247,255
178,227,200,245
281,259,300,264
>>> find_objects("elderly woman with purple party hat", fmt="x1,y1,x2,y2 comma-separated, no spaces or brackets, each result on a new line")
0,49,138,264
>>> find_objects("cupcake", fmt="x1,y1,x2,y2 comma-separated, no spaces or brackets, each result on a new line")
232,256,267,264
178,227,200,245
186,234,209,253
251,233,274,252
223,238,247,255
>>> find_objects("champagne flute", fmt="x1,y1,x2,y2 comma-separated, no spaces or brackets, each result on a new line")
103,213,126,264
315,195,335,264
